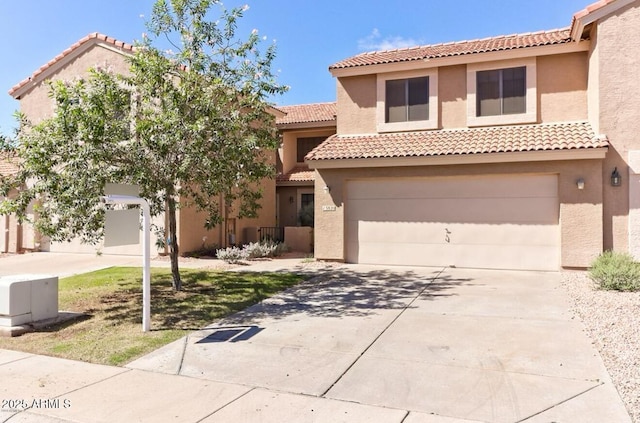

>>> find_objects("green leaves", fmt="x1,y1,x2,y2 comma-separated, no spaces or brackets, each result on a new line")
2,0,286,290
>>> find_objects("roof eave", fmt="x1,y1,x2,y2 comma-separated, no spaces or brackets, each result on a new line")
329,41,589,78
307,147,608,169
570,0,636,41
9,35,134,99
276,180,315,186
277,120,337,130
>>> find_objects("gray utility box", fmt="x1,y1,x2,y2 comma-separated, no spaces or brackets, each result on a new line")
0,275,58,327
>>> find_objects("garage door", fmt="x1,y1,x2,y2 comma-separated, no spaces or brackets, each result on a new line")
345,174,559,271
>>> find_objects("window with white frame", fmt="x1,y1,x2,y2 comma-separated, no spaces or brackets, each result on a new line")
377,69,438,132
467,58,536,126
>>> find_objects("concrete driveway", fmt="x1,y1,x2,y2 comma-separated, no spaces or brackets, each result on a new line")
121,265,630,423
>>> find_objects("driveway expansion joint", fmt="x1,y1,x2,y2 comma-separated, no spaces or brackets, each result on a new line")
320,267,447,398
515,382,605,422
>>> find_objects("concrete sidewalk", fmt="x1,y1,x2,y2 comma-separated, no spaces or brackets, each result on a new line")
0,252,226,278
0,264,630,422
0,251,318,278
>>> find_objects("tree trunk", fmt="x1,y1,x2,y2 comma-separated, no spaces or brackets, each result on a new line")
167,193,182,291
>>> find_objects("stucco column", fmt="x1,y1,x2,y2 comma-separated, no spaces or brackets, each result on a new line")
628,151,640,259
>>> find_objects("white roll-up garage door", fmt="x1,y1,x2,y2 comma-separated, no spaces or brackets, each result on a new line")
345,174,559,271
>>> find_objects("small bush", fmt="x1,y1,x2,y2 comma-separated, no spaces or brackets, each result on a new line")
243,241,276,259
216,246,248,264
298,202,314,227
589,250,640,291
243,240,287,259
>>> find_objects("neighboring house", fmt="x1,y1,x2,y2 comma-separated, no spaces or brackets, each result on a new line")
7,33,278,254
275,103,336,228
305,0,640,271
0,153,33,253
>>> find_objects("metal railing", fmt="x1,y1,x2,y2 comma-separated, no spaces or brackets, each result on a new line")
258,227,284,243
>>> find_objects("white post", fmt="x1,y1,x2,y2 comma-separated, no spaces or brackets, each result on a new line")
141,200,151,332
101,195,151,332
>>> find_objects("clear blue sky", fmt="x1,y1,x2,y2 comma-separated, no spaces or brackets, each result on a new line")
0,0,590,136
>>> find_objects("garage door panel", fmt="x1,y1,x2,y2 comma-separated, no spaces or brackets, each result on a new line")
348,175,557,200
347,197,558,224
350,221,558,246
345,174,560,271
349,242,559,271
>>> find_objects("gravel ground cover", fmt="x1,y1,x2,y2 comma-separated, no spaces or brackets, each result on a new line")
562,271,640,422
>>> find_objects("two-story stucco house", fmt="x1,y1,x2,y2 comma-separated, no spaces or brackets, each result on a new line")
7,33,279,254
306,0,640,271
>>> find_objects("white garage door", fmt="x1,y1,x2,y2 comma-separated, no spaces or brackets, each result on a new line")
346,174,559,271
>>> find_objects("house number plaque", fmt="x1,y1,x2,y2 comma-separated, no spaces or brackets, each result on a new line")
322,205,337,211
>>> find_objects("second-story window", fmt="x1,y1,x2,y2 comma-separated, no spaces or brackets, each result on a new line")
385,76,429,123
476,66,526,117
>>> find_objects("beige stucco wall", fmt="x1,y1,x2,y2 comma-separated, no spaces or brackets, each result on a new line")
314,159,603,268
438,65,467,129
179,164,277,253
284,226,313,253
276,186,301,227
17,44,131,124
280,128,335,174
594,1,640,252
537,53,588,123
335,53,588,134
336,75,377,134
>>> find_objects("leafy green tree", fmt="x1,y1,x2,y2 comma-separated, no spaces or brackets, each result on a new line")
0,132,17,151
0,0,287,290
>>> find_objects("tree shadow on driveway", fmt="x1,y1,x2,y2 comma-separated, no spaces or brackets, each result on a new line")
219,266,474,324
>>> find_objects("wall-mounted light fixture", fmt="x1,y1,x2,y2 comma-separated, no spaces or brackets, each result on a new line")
289,196,294,204
576,178,585,190
611,168,622,187
323,185,331,194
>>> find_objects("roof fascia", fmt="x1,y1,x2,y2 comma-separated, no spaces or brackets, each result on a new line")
329,41,590,78
307,147,608,169
276,180,315,186
277,121,337,130
10,40,132,99
570,0,637,40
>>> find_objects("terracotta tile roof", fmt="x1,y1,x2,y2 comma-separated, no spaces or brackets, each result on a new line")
573,0,617,21
330,28,572,70
276,166,315,183
0,153,19,177
276,102,337,125
306,122,607,161
9,33,135,97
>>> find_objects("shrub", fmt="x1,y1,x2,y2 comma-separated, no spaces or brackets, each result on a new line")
243,240,287,259
298,202,314,227
589,250,640,291
216,246,248,264
243,241,276,259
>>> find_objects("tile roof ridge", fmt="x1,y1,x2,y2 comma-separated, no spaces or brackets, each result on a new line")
279,101,336,107
354,27,571,56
